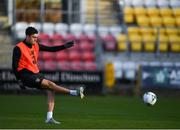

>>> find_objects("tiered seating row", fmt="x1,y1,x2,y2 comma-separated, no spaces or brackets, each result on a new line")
102,27,180,53
124,7,180,27
117,27,180,53
14,22,122,40
112,0,180,53
38,35,96,71
37,33,97,71
124,0,180,8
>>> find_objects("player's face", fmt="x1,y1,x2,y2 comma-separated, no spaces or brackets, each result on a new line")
27,34,38,45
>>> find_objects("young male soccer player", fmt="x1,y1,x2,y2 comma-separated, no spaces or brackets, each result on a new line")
12,26,84,124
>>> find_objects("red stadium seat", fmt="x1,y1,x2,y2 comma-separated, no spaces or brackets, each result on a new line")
54,23,68,37
103,41,117,51
81,52,96,62
55,51,69,62
52,41,64,46
37,61,44,70
102,35,117,51
57,61,71,71
71,61,84,71
64,33,76,41
38,52,45,62
88,35,96,42
43,61,57,71
84,61,97,71
79,41,95,52
38,33,50,42
41,52,54,61
41,41,53,46
69,23,83,38
78,34,90,42
50,33,64,42
42,22,55,36
68,51,81,61
102,34,116,42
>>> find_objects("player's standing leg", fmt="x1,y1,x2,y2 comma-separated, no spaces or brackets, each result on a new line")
45,90,61,124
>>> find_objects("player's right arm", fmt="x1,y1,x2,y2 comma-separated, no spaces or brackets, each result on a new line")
39,41,75,52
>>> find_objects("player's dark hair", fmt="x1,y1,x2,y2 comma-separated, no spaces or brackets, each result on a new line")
25,27,38,36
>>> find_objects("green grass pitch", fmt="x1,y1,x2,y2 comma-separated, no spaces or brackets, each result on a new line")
0,94,180,129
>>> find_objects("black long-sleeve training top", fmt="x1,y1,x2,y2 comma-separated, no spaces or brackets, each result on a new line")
12,40,73,79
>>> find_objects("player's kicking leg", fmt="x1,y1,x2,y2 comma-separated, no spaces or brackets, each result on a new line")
41,79,85,99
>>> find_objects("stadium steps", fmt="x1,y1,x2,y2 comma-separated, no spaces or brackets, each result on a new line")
0,32,13,68
0,16,9,29
86,0,119,25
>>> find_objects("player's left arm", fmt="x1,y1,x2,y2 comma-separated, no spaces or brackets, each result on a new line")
39,41,75,52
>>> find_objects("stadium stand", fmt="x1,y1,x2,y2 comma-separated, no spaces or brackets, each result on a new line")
117,34,127,52
55,51,69,62
147,8,160,17
43,61,57,71
124,0,132,7
158,34,169,52
38,33,50,42
64,33,76,41
14,22,29,40
101,0,180,87
71,61,84,71
160,8,173,17
69,23,83,38
132,0,144,7
109,26,122,38
79,41,95,52
124,7,134,24
50,33,64,42
134,7,146,16
1,0,180,88
142,34,156,52
83,24,96,37
29,22,42,32
42,22,55,36
78,34,90,42
144,0,156,7
68,51,81,62
157,0,170,8
129,34,142,52
57,61,71,71
170,0,180,8
41,52,55,61
102,34,117,51
97,26,109,38
137,15,150,27
84,61,97,71
54,23,69,37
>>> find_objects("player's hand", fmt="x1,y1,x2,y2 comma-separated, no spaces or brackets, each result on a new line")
64,41,75,48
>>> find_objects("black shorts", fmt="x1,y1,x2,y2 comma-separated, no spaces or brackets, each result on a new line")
18,69,45,89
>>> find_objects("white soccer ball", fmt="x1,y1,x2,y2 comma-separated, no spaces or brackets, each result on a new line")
143,92,157,106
